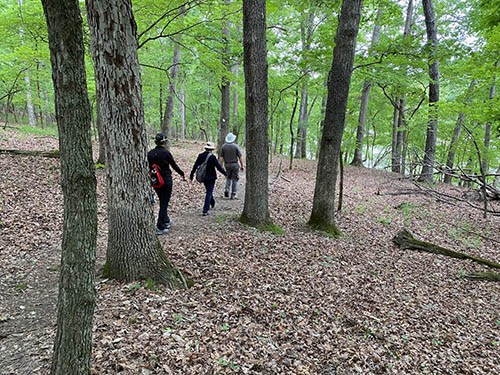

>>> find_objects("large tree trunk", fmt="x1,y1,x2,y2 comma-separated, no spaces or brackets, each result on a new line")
351,7,382,167
241,0,271,226
309,0,363,235
86,0,187,288
418,0,440,183
41,1,97,374
444,79,477,183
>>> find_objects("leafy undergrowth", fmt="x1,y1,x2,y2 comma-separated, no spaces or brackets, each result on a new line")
1,128,499,374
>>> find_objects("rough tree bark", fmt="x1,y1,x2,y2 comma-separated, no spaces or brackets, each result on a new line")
351,7,382,167
86,0,187,288
41,1,97,374
241,0,271,226
418,0,440,183
309,0,363,235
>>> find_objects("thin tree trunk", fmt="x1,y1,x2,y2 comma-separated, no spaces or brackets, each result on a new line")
161,39,182,139
231,62,239,136
294,11,315,159
444,79,477,183
179,84,186,139
41,1,97,374
391,104,400,172
396,0,414,175
241,0,271,226
217,13,232,154
351,7,382,167
289,88,299,170
481,61,497,175
309,0,363,235
418,0,440,183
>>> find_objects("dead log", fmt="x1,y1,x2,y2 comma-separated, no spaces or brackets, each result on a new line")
463,272,500,282
392,229,500,272
0,149,60,158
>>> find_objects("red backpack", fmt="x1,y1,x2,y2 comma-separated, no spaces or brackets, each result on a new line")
150,164,165,188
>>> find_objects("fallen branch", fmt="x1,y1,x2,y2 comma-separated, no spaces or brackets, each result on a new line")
392,229,500,271
463,271,500,282
0,149,60,158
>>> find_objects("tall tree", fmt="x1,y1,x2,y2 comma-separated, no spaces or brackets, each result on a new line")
241,0,271,225
309,0,363,234
351,7,382,167
444,79,477,183
86,0,187,288
295,10,315,159
418,0,440,183
18,0,36,126
41,0,97,373
161,39,182,139
481,61,497,174
217,5,232,154
392,0,414,174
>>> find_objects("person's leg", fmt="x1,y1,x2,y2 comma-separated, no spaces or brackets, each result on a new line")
163,176,173,226
203,180,215,214
230,164,239,198
231,178,238,198
157,177,172,229
224,177,231,197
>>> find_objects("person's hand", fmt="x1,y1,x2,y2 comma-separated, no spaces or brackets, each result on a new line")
240,165,245,171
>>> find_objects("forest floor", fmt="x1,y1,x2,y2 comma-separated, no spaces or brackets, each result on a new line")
0,128,500,375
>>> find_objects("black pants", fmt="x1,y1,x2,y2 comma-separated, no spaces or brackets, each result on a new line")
154,174,172,230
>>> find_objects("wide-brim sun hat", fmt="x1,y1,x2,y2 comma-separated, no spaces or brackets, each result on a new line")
225,132,236,143
204,142,216,150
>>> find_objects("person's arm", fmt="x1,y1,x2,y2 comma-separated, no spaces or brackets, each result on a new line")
167,151,185,178
212,154,227,176
238,155,244,171
189,154,202,180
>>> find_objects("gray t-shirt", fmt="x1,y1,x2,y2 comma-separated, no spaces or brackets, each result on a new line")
220,143,242,164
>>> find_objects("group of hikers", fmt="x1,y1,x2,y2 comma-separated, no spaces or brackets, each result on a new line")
147,132,245,235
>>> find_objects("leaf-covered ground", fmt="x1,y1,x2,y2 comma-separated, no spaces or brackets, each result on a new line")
1,129,499,374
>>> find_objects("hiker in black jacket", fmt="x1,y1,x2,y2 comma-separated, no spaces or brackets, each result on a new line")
190,142,226,216
148,133,185,235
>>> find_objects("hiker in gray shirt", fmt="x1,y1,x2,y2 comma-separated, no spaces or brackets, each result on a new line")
218,132,244,199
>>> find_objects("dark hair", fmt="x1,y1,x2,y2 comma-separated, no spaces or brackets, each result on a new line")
155,133,167,146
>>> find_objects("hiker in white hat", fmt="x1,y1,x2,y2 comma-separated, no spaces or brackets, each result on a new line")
218,132,244,199
189,142,227,216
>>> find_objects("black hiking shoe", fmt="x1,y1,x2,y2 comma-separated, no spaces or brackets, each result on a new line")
224,191,229,198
